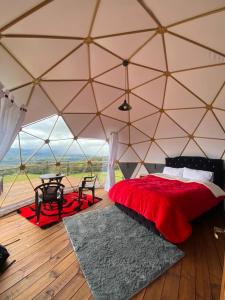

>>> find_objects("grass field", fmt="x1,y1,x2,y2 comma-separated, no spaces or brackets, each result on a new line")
2,169,123,184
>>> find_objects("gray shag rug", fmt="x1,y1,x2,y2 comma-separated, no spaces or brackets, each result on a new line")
63,205,184,300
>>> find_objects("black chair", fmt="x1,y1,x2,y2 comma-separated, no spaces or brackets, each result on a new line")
78,175,97,203
34,182,65,224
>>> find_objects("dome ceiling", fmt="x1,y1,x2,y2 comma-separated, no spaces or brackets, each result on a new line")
0,0,225,171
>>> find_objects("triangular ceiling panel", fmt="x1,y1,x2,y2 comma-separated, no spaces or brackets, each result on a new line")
213,109,225,129
170,10,225,54
182,139,205,157
166,108,206,133
0,0,43,28
101,116,126,139
137,164,149,177
44,44,89,80
165,33,225,71
96,66,125,89
145,143,166,163
102,96,129,122
90,44,121,77
130,126,149,144
41,80,87,111
213,85,225,109
0,45,32,89
131,35,166,71
64,84,97,113
4,0,97,37
128,64,162,89
92,82,124,110
118,126,130,144
96,31,153,59
119,146,140,162
2,38,80,78
164,77,204,108
23,86,57,125
62,114,95,137
132,142,150,160
195,138,225,159
79,117,106,140
173,66,225,104
133,112,160,137
11,84,33,106
157,138,189,157
155,113,187,138
131,163,149,178
117,143,128,160
92,0,157,36
143,0,225,26
195,111,225,138
133,76,166,108
129,94,158,122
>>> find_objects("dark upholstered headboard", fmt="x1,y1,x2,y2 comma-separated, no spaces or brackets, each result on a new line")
165,156,224,189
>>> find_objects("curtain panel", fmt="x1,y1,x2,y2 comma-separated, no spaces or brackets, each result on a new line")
0,84,26,161
105,132,119,191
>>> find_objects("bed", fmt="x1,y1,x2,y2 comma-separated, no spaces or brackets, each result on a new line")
109,156,225,244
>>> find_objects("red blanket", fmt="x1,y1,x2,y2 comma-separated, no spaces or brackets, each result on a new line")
109,175,224,243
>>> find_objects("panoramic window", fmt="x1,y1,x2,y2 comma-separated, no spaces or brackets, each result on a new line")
0,115,123,209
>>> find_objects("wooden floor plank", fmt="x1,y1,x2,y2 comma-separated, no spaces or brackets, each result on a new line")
132,288,146,300
0,192,224,300
160,261,182,300
195,221,212,300
0,228,67,281
70,281,92,300
52,272,85,300
0,246,72,300
202,219,222,300
33,261,80,300
143,275,165,300
0,233,69,292
17,253,77,300
178,238,196,300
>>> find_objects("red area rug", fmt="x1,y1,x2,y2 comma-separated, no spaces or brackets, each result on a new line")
17,192,102,228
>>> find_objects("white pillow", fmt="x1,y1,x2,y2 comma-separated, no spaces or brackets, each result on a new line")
163,166,184,177
183,167,214,182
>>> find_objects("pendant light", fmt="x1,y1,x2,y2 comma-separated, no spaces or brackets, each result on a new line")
118,60,132,111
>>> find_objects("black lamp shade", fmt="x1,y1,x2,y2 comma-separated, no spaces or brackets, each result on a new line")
118,100,132,111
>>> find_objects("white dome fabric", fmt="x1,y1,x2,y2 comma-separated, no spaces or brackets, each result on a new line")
0,0,225,166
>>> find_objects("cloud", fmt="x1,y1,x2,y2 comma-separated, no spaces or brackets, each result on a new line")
11,115,108,156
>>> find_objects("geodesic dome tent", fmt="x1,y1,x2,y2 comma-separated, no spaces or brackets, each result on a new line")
0,0,225,206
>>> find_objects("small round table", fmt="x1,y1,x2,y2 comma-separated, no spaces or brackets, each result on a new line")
40,173,65,184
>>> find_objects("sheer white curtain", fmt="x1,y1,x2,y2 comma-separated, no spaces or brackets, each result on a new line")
105,132,119,191
0,85,27,161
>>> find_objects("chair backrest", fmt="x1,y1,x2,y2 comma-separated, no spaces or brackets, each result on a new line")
82,176,97,188
35,182,65,202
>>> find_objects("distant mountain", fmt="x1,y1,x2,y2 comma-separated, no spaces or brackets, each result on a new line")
0,147,107,169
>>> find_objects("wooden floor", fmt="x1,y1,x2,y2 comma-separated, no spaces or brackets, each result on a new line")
0,190,225,300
